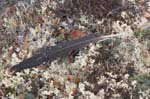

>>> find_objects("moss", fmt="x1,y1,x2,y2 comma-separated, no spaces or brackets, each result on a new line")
134,28,150,39
131,74,150,90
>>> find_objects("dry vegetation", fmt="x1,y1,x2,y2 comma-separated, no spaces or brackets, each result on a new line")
0,0,150,99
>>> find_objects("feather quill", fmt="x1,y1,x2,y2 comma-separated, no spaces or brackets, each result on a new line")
10,33,128,72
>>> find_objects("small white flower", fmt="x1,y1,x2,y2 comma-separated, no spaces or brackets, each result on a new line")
131,80,137,88
2,78,15,88
121,11,127,18
43,71,50,80
124,74,129,79
26,86,32,91
79,15,88,24
3,18,8,22
8,94,16,99
78,24,85,29
67,17,73,24
121,83,128,89
51,1,57,9
24,69,30,75
79,83,85,93
98,89,105,99
29,28,36,36
42,90,50,95
128,0,136,4
65,82,77,94
41,6,47,13
89,92,99,99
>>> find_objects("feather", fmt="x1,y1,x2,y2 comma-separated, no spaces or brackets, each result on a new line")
10,33,128,72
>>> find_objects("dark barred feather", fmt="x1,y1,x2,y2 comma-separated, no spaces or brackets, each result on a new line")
11,33,126,72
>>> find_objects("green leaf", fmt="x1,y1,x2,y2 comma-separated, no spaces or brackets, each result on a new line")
132,74,150,90
57,34,65,42
25,93,35,99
